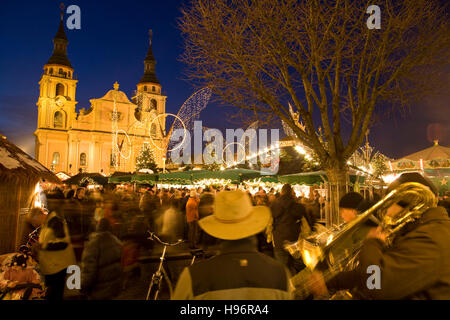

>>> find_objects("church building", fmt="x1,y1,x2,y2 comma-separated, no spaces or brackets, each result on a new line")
34,10,166,175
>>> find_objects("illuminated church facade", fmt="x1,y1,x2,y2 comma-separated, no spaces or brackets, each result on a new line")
34,12,166,175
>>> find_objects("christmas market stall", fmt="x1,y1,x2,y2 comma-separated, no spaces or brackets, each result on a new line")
63,172,108,189
0,135,60,254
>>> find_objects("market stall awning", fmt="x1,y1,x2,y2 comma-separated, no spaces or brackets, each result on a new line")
64,173,108,186
192,169,262,184
157,170,208,185
279,171,328,185
131,174,158,185
279,171,365,186
108,175,133,184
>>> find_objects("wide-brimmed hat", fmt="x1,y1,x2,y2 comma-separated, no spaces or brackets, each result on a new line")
198,190,271,240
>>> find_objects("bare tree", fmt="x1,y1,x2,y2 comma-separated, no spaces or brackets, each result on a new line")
179,0,450,224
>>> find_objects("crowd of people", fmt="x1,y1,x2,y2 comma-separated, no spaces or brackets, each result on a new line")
1,173,449,300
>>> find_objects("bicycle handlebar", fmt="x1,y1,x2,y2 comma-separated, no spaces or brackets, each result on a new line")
147,231,185,247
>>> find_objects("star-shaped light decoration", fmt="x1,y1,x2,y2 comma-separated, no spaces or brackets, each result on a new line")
440,178,447,186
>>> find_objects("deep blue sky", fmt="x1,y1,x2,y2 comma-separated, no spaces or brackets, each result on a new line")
0,0,448,160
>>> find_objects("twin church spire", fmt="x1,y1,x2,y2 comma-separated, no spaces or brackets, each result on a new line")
46,3,71,68
45,5,159,88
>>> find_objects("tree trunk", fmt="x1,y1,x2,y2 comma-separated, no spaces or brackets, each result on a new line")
325,166,348,227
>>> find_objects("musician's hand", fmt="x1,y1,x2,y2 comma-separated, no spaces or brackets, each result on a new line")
367,226,387,243
308,271,329,299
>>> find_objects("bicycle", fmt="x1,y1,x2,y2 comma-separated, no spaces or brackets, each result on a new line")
145,232,185,300
143,232,217,300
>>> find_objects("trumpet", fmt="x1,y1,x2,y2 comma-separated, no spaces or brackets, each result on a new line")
290,182,437,299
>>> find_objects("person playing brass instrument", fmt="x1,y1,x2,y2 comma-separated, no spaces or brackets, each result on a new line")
308,173,450,300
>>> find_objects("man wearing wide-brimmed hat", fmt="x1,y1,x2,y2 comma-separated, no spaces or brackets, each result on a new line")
172,190,294,300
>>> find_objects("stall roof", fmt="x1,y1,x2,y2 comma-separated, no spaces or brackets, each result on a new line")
0,135,60,184
278,171,365,186
64,173,108,186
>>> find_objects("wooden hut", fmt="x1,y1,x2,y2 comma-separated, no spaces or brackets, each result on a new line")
0,135,60,254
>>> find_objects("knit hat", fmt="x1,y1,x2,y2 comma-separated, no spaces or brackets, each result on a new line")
387,172,437,195
339,192,365,210
387,172,438,208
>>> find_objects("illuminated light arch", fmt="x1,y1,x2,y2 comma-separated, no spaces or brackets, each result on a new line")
148,113,187,153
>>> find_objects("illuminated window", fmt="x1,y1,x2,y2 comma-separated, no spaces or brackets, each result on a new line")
54,111,63,128
80,153,87,166
151,123,157,137
52,152,60,165
150,99,157,110
110,153,116,166
56,83,64,96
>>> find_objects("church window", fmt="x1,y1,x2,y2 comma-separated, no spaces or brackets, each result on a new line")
56,83,64,96
151,123,157,137
59,68,63,74
110,153,116,166
152,86,155,92
49,68,53,74
80,153,87,166
52,152,60,165
68,72,71,78
150,99,157,110
144,86,147,91
54,111,63,128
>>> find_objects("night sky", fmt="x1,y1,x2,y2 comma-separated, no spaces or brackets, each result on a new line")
0,0,448,160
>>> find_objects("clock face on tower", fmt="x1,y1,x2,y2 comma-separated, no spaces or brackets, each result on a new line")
55,95,66,107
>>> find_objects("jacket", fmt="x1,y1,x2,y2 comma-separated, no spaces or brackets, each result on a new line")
172,237,294,300
327,206,450,299
38,212,76,275
270,195,310,249
186,197,200,223
81,231,123,300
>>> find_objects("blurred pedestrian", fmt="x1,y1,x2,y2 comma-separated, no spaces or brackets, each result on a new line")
270,184,311,274
81,218,123,300
37,211,76,300
186,190,200,249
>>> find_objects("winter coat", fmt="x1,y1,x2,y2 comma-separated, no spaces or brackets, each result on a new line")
172,237,293,300
327,206,450,300
270,195,310,249
81,231,123,300
38,212,76,275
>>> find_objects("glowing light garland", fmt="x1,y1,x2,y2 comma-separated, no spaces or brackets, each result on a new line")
193,178,232,186
167,87,212,151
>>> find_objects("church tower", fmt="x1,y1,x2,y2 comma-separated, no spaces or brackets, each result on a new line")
134,30,167,117
133,30,167,168
35,4,77,172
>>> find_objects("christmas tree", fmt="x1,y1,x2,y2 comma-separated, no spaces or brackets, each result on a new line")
136,144,158,173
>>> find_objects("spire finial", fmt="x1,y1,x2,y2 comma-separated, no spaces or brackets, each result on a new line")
60,3,65,21
113,81,119,91
149,29,153,44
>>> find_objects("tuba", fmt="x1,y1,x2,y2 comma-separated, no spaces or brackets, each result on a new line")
290,182,437,299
